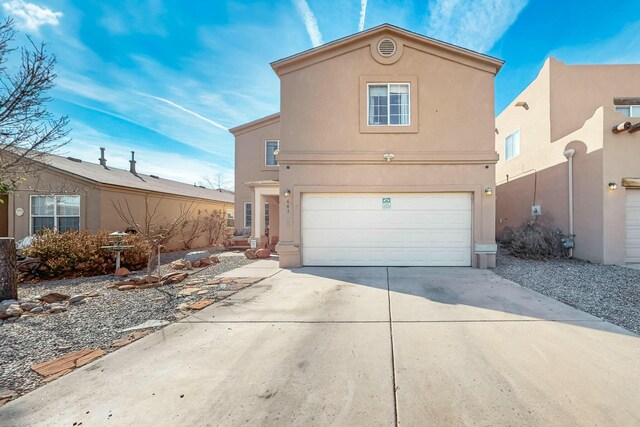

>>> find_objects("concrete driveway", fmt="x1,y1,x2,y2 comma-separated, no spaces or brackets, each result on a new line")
2,262,640,426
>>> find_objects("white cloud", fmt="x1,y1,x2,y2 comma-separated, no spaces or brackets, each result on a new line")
425,0,528,53
2,0,62,33
293,0,323,47
136,92,229,132
359,0,367,32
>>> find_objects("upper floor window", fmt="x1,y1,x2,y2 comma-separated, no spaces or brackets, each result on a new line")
615,105,640,117
265,140,280,166
31,195,80,234
368,83,410,126
505,130,520,161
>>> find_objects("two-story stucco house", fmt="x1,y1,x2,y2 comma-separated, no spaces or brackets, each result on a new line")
496,58,640,265
230,24,503,268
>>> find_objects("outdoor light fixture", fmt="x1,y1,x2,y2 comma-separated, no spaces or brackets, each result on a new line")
284,189,291,197
484,187,493,196
383,153,395,162
515,101,529,110
608,182,618,190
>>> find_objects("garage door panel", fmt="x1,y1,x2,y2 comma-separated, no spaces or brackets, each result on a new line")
626,191,640,263
303,229,471,248
303,247,471,267
302,210,471,230
302,193,472,266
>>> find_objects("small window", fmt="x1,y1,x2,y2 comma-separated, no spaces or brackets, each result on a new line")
505,130,521,161
244,202,252,228
368,83,410,126
265,140,280,166
615,105,640,117
264,202,270,229
30,195,81,234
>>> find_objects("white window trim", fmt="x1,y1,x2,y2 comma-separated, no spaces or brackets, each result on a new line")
243,202,252,228
366,82,411,127
505,129,521,161
265,140,280,167
615,105,640,117
30,194,81,234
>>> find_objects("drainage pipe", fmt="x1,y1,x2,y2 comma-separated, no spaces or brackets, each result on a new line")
563,149,576,257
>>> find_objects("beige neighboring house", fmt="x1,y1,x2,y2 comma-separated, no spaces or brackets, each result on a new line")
230,24,503,268
495,58,640,265
0,148,234,251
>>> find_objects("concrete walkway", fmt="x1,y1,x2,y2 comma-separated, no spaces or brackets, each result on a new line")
1,264,639,426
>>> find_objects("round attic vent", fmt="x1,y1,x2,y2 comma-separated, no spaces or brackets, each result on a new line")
377,38,397,57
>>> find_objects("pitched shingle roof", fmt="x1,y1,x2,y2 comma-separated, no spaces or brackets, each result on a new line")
39,153,234,203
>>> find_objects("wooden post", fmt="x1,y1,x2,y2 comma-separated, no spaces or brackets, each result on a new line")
611,121,631,134
629,122,640,134
0,238,17,301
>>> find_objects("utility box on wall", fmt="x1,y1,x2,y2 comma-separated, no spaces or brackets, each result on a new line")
531,205,542,216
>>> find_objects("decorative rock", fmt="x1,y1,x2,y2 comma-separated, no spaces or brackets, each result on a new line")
244,249,257,260
39,293,70,303
184,250,210,264
4,317,17,323
5,305,23,318
198,257,211,266
145,275,160,284
69,294,87,304
117,285,136,291
192,260,201,268
114,267,131,277
49,306,66,314
176,303,189,311
86,291,100,298
152,296,166,302
197,290,208,295
177,287,200,297
209,255,220,264
255,248,271,259
30,306,44,314
185,261,193,270
170,260,186,270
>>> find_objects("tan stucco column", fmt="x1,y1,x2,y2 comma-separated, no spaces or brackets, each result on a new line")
246,181,279,248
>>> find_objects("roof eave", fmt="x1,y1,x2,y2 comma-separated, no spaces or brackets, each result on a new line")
229,112,281,136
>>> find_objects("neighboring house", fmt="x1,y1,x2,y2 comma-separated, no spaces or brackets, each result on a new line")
0,149,234,250
495,58,640,265
230,24,503,268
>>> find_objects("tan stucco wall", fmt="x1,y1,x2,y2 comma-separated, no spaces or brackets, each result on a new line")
101,188,233,251
5,168,233,251
233,119,280,233
272,30,499,268
6,169,102,241
496,58,640,264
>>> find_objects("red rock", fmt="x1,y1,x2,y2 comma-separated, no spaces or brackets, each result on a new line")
255,248,271,259
39,293,70,303
244,249,257,260
114,267,131,277
118,285,136,291
187,299,214,310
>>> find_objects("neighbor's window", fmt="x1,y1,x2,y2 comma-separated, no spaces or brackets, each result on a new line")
264,202,270,229
30,195,81,234
368,83,410,126
226,210,234,227
615,105,640,117
265,140,280,166
244,202,252,228
505,130,521,161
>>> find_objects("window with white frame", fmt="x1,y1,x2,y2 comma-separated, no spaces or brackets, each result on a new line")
615,105,640,117
264,202,269,229
30,195,81,234
265,140,280,166
505,130,521,161
244,202,252,228
368,83,410,126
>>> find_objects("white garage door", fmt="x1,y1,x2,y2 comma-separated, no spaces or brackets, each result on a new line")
302,193,472,266
626,190,640,263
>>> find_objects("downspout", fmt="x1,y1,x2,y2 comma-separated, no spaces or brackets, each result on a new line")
563,149,576,257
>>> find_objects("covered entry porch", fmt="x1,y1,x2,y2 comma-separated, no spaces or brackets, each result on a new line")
245,180,280,251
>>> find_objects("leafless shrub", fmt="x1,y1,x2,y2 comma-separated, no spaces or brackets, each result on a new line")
499,216,567,260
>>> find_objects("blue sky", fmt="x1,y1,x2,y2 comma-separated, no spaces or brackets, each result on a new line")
1,0,639,186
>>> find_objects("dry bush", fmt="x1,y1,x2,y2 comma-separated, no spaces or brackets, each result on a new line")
499,217,567,260
180,209,229,249
23,229,150,279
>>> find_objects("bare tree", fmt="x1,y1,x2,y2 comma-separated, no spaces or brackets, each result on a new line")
111,196,196,276
0,18,70,197
201,172,231,191
179,209,208,249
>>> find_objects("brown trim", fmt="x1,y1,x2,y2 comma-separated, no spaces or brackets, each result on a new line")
229,113,280,136
271,24,503,77
613,97,640,106
622,178,640,188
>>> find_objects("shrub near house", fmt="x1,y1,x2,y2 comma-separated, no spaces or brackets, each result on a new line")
23,230,150,280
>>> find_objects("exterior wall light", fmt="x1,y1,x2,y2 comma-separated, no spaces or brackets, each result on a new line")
283,189,291,197
383,153,395,162
608,182,618,190
515,101,529,110
484,188,493,196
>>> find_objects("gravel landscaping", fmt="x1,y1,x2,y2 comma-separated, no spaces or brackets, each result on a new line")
494,248,640,335
0,249,255,398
